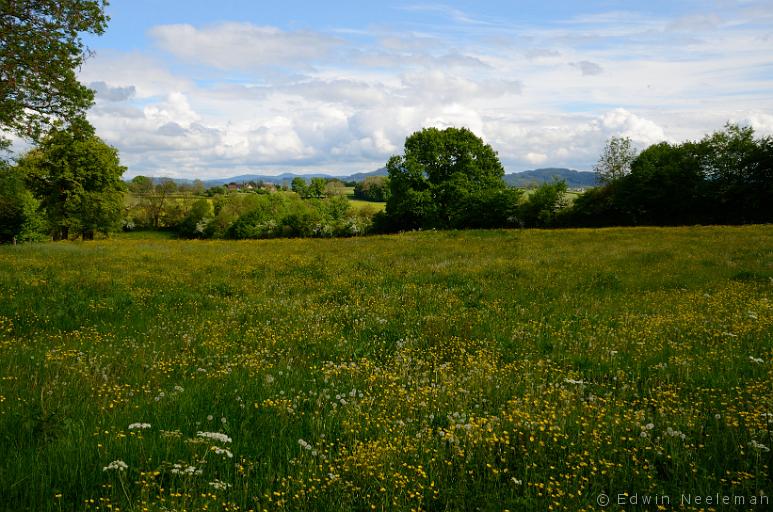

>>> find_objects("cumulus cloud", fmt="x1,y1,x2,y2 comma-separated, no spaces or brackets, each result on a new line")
149,23,342,70
600,108,668,145
90,81,136,102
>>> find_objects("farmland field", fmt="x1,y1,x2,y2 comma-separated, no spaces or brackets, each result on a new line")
0,226,771,511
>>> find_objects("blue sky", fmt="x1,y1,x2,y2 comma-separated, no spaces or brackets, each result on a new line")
76,0,773,178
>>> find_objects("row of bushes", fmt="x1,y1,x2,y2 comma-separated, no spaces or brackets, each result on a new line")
126,192,376,239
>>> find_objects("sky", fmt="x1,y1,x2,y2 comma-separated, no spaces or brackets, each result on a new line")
74,0,773,178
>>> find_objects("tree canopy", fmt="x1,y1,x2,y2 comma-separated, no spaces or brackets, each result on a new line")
384,127,512,230
563,124,773,227
19,119,125,240
0,0,109,142
594,136,638,185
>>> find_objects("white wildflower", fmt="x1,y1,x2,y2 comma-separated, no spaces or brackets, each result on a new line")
665,427,686,440
197,431,232,444
209,479,232,491
748,440,770,452
128,423,151,430
103,460,128,472
211,446,233,458
171,463,203,476
749,356,764,364
298,439,312,450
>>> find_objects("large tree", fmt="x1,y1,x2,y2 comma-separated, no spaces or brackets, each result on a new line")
19,118,125,240
594,136,638,185
697,123,773,224
384,127,508,230
0,0,109,142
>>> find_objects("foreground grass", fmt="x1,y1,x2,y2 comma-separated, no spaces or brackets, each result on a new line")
0,226,771,511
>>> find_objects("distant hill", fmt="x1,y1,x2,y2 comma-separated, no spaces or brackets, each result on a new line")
505,168,598,188
202,173,331,187
128,167,597,189
345,167,388,182
127,168,390,187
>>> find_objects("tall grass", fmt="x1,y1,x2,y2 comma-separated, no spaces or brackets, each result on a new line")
0,226,770,511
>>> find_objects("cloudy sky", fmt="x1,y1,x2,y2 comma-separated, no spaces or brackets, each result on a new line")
77,0,773,178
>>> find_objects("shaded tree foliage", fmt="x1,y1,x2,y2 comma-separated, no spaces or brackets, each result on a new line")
0,161,46,241
354,176,390,202
517,180,567,228
698,124,773,224
19,119,125,240
177,198,212,238
565,124,773,227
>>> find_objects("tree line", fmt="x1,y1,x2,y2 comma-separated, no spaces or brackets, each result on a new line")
2,122,771,243
564,125,773,227
375,124,772,233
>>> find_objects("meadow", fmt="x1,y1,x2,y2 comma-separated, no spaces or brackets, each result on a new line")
0,226,771,511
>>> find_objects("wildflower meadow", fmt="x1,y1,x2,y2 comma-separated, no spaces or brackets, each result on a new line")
0,226,771,511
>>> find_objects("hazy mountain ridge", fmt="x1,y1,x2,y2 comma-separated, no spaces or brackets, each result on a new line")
130,167,597,188
504,168,598,188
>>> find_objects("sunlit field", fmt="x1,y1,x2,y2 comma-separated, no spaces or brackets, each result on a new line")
0,226,771,511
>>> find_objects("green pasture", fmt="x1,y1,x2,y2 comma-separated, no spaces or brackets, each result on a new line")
0,226,770,511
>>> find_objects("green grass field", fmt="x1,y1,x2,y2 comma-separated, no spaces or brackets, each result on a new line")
347,197,386,213
0,226,771,511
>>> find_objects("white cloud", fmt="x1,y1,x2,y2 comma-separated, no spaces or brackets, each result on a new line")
600,108,668,145
149,23,342,70
526,152,548,165
144,92,200,126
73,5,773,178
